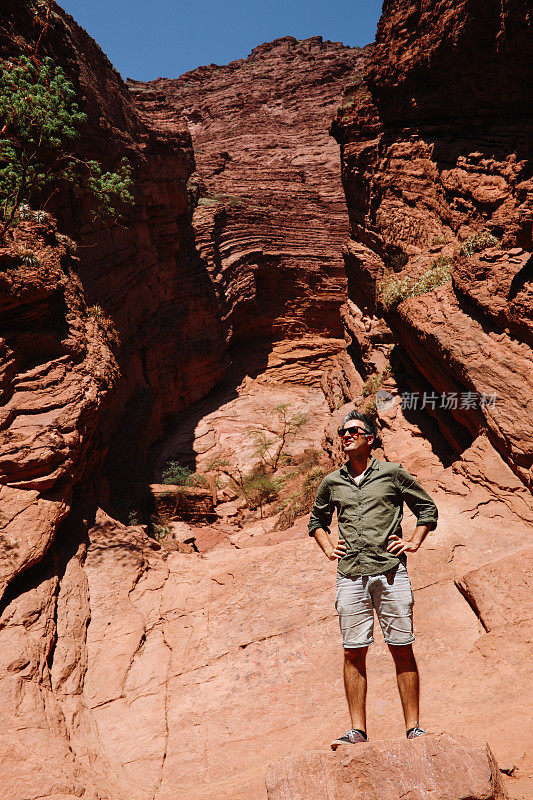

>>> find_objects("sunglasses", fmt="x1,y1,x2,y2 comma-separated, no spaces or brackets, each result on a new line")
338,425,370,438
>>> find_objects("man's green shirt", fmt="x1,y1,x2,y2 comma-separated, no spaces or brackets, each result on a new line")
308,457,438,577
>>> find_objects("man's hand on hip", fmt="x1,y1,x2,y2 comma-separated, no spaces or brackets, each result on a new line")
386,534,420,555
330,537,347,561
311,529,347,561
387,524,431,555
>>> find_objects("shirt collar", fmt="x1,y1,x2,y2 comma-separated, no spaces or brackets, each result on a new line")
340,456,379,479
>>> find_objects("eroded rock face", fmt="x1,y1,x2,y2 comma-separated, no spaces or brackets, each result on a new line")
0,2,532,800
130,37,367,366
330,0,533,489
0,0,228,507
0,218,118,601
3,475,529,800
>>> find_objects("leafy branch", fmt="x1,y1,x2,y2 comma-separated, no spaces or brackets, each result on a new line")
0,55,134,237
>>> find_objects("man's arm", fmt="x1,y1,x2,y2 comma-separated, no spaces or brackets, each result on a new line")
312,527,347,561
308,477,346,561
387,465,438,555
387,524,431,555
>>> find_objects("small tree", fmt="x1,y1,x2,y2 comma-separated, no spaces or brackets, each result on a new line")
0,55,133,237
161,461,193,486
249,404,306,472
206,406,307,519
216,461,282,519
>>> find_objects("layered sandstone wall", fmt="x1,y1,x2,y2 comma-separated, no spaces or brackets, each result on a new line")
131,37,367,361
0,3,531,800
0,217,118,601
0,5,229,796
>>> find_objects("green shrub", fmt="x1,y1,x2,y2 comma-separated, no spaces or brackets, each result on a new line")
33,209,51,223
361,365,391,398
161,460,207,487
128,509,140,525
0,55,133,237
249,405,307,472
152,524,170,541
87,304,104,319
187,473,208,488
378,256,452,310
362,395,378,416
161,461,193,485
242,473,281,510
460,231,499,257
362,373,382,398
275,465,327,531
18,203,32,220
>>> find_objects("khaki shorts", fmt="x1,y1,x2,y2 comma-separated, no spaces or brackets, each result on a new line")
335,563,415,648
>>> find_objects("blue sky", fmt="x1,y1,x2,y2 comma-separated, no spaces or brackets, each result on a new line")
59,0,383,80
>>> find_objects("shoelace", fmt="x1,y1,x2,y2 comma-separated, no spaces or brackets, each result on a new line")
346,729,367,742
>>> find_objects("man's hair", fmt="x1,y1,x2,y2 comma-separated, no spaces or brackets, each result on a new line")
339,410,380,448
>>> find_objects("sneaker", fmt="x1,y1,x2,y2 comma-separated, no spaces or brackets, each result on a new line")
406,725,426,739
331,729,368,750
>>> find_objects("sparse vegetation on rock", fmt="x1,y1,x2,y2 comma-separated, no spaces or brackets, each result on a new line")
274,459,326,530
361,365,391,398
460,231,499,257
16,246,40,267
0,55,134,237
161,460,208,487
205,406,330,523
378,256,453,310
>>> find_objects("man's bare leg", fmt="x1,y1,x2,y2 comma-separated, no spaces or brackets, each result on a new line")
344,646,368,732
388,643,419,731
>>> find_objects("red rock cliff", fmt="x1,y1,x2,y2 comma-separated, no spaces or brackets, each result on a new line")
131,38,367,371
0,0,228,514
0,3,531,800
331,0,532,488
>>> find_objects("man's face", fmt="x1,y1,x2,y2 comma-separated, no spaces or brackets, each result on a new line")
338,421,373,455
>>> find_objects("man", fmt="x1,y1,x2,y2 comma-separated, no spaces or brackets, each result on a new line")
308,410,438,748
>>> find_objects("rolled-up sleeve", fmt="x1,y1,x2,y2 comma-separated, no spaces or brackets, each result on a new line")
395,465,438,530
308,476,333,536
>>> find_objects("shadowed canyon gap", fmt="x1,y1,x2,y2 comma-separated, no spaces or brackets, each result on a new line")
0,1,531,800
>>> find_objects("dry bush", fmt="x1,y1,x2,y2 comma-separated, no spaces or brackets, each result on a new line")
378,256,453,310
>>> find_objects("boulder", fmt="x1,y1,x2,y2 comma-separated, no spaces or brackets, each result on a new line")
149,482,216,522
266,733,508,800
455,548,533,631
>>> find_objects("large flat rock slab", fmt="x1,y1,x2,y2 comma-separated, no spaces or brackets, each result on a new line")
266,733,507,800
455,548,533,631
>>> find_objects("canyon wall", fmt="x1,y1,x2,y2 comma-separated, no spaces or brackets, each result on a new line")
0,3,366,602
0,10,367,798
0,0,228,518
0,2,531,800
130,37,366,378
330,0,532,490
